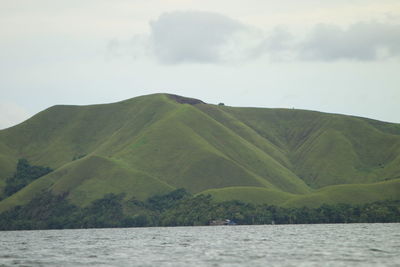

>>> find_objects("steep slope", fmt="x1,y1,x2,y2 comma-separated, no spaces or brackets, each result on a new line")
113,103,310,194
0,93,399,211
0,94,177,172
220,106,400,188
0,94,180,203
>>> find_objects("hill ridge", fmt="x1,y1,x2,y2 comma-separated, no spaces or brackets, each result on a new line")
0,93,399,211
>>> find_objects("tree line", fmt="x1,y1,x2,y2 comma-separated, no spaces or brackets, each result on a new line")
2,159,52,199
0,188,399,230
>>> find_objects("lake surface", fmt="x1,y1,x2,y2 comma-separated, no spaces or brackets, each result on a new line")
0,223,399,266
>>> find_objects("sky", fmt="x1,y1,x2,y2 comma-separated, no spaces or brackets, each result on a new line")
1,0,400,129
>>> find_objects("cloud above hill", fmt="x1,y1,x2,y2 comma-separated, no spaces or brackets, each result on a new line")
136,11,400,64
148,10,248,64
299,22,400,61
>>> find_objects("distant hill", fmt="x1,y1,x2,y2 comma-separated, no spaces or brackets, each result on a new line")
0,93,399,211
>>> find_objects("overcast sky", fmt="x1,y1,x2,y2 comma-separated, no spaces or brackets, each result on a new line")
1,0,399,129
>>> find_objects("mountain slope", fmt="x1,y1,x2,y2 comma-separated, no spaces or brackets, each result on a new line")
201,179,400,207
220,106,400,188
0,93,399,211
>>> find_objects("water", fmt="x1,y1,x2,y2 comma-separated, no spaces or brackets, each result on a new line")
0,224,399,266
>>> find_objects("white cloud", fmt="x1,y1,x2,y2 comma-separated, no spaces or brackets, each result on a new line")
127,12,400,64
251,26,296,61
299,22,400,61
149,10,248,64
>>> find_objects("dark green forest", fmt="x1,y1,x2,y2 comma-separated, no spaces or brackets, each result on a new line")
2,159,52,198
1,188,399,230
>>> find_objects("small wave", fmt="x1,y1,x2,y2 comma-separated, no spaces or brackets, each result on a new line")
369,248,389,253
0,254,19,259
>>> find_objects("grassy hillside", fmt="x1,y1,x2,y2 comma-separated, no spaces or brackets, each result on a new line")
221,106,400,188
200,179,400,207
0,93,399,211
0,155,173,212
200,187,296,205
283,178,400,208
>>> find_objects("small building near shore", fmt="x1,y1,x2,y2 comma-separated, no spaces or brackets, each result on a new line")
209,219,236,226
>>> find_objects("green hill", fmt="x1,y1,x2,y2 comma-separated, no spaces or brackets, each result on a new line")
0,93,399,212
200,179,400,207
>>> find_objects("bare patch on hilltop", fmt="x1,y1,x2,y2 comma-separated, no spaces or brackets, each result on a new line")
167,94,205,105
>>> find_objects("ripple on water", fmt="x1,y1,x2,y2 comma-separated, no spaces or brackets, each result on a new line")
0,224,399,266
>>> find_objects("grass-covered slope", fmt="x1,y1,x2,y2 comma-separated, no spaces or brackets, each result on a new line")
200,187,296,205
114,103,310,194
0,93,399,211
283,178,400,208
220,106,400,188
0,155,173,212
200,179,400,207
